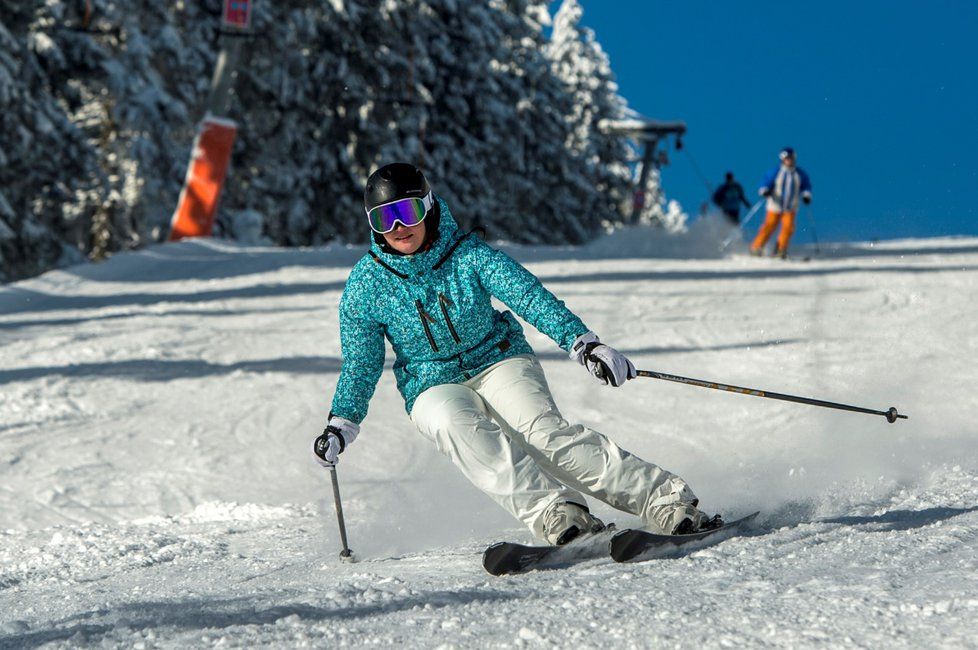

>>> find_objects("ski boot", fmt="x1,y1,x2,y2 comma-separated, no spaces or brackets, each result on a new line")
647,499,723,535
773,245,788,259
543,501,605,546
673,513,724,535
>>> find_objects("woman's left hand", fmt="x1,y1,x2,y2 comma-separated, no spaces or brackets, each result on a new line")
570,332,636,388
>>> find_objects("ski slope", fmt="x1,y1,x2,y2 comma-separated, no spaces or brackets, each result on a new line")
1,233,977,648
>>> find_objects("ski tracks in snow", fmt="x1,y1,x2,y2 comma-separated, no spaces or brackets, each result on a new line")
2,477,975,648
1,238,977,646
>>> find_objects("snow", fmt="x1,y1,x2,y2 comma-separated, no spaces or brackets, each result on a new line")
1,232,977,647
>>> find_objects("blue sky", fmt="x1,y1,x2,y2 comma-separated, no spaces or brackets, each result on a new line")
572,1,978,243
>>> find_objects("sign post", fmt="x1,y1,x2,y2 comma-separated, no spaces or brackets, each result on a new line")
168,1,252,241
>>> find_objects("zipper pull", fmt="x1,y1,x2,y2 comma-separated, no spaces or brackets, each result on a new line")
415,299,439,352
416,301,437,323
437,293,462,344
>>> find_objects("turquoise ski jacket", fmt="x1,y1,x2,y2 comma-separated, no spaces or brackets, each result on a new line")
330,198,589,423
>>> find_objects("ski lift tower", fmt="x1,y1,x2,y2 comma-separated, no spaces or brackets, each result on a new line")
599,118,686,224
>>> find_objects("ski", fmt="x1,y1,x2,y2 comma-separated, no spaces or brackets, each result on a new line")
609,511,760,563
741,255,812,263
483,526,617,576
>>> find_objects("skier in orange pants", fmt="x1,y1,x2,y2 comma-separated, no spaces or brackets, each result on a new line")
751,147,812,258
752,210,797,255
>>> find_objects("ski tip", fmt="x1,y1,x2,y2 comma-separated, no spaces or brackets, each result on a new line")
482,541,546,576
482,542,509,576
483,562,508,577
740,511,762,527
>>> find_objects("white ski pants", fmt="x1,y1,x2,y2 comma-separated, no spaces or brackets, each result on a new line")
410,355,696,540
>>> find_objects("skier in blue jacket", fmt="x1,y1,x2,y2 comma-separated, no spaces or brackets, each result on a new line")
313,163,721,545
750,147,813,258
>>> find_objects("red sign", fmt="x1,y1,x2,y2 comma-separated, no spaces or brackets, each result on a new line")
222,0,252,30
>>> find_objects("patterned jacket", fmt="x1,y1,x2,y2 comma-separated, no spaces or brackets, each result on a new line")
330,198,589,423
760,164,813,213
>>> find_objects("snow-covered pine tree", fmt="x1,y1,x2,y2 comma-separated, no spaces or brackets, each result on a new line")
0,1,93,279
503,0,598,244
554,0,633,231
227,0,363,245
0,0,218,280
637,167,688,233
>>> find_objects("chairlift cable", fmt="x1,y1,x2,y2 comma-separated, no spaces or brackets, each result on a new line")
681,146,715,194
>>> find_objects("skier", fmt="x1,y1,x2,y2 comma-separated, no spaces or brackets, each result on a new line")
711,172,751,224
750,147,813,258
313,162,722,546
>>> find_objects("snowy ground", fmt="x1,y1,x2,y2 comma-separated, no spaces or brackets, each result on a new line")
1,232,977,648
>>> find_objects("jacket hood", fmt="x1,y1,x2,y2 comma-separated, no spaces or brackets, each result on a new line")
369,196,461,277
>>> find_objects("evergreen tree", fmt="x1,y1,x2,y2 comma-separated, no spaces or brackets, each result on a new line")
548,0,635,231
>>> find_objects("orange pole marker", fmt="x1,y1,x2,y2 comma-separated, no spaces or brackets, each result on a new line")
168,117,238,241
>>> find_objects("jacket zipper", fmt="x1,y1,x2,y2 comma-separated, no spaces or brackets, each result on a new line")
415,300,439,352
438,293,462,344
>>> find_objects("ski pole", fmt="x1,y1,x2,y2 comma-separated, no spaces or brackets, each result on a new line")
804,204,821,255
633,369,908,423
720,199,764,251
327,466,355,562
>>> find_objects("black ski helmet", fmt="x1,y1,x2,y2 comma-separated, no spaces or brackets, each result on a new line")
364,162,430,212
363,162,440,251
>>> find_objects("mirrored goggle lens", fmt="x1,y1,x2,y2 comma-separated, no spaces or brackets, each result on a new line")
367,198,428,233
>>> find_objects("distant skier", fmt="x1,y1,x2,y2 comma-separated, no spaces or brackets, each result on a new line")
750,147,813,258
712,172,751,224
313,163,722,546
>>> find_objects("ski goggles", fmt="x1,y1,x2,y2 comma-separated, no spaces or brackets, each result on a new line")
365,192,434,234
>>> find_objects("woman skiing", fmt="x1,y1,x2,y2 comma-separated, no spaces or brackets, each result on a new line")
314,162,720,545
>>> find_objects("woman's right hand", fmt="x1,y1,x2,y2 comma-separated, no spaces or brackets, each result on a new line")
313,415,359,467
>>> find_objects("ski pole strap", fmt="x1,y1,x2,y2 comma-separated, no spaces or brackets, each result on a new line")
634,369,908,423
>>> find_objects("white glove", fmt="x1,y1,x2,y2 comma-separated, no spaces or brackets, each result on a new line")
569,331,636,388
313,415,359,467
